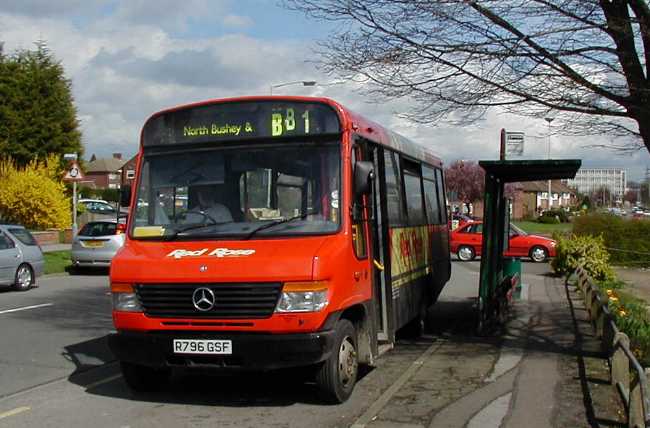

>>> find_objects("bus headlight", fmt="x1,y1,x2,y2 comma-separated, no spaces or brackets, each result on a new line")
111,283,143,312
275,281,329,313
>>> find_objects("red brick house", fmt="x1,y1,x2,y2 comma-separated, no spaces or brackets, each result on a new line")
120,154,138,187
84,153,127,189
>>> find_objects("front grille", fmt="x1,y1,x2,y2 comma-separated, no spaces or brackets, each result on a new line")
135,283,282,319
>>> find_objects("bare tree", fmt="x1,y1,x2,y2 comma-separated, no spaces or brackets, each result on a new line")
286,0,650,153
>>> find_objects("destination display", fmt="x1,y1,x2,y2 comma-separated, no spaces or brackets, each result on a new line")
143,101,341,146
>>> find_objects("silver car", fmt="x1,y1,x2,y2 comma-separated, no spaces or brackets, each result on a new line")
71,221,125,269
0,225,45,291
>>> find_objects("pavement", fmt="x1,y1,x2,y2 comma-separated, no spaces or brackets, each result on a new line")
0,261,619,427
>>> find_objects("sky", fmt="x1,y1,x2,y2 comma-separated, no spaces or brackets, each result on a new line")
1,0,648,181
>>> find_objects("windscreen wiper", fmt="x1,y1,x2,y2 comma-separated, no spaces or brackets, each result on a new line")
243,210,317,240
163,220,233,240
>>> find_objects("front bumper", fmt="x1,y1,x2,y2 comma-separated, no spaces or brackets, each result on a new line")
108,329,336,371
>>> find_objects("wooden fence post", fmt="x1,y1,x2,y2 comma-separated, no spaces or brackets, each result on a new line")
628,367,650,428
611,332,630,395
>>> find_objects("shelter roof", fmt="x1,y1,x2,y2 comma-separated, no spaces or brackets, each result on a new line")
479,159,581,183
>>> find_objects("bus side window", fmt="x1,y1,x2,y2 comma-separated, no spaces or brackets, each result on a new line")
402,160,426,225
384,150,405,226
435,168,448,224
422,166,441,224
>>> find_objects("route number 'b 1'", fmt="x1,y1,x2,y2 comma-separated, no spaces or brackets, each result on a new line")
271,108,310,136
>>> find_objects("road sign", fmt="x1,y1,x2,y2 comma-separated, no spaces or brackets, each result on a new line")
63,160,84,181
505,132,525,156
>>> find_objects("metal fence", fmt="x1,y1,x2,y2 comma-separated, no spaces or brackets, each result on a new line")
573,266,650,428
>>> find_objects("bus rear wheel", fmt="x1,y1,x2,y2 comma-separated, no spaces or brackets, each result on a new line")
316,319,358,403
120,362,171,392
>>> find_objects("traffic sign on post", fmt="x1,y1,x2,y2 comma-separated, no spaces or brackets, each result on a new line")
63,161,84,181
63,160,84,237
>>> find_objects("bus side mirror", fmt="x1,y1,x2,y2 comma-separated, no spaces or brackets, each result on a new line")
354,161,374,199
120,185,132,208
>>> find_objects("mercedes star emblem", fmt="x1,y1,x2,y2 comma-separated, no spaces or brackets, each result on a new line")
192,287,215,312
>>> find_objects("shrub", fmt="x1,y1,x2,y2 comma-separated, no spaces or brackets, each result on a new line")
538,215,561,224
574,213,650,267
552,234,614,280
0,156,71,229
539,208,570,223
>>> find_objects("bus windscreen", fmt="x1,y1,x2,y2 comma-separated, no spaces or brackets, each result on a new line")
143,101,341,146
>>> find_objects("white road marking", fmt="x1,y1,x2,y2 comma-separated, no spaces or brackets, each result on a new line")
84,374,122,390
0,303,53,315
351,339,443,428
0,406,30,419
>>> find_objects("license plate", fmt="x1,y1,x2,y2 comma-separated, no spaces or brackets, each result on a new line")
82,241,104,248
172,339,232,355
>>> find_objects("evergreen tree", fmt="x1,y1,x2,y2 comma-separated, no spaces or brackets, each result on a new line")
0,41,82,166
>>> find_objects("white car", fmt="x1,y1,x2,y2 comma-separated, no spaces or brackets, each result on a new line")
71,221,125,270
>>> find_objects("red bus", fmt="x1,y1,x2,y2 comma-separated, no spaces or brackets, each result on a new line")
109,96,450,402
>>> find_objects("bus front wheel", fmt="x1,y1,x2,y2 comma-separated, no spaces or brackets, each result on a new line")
316,319,358,403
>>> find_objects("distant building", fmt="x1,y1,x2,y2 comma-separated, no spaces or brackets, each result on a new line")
462,180,576,221
120,155,138,187
514,180,576,217
84,153,127,189
564,168,627,198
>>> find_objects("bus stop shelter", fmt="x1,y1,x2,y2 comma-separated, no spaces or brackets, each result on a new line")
477,159,581,332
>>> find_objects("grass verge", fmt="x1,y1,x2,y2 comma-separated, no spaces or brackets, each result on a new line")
513,220,572,236
43,250,71,274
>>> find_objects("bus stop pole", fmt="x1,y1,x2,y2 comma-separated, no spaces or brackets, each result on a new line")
73,180,78,237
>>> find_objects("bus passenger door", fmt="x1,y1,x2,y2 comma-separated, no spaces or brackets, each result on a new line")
356,141,394,345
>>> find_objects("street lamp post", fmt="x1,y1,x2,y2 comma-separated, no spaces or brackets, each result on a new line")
544,117,554,210
270,80,317,95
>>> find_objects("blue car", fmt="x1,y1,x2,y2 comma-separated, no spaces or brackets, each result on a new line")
0,225,45,291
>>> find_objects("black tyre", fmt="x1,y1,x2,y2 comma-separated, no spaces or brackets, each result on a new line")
120,362,170,392
14,264,33,291
529,246,548,263
457,245,476,262
315,319,358,403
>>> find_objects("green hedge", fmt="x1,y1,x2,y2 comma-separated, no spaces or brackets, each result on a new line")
573,213,650,267
539,208,570,223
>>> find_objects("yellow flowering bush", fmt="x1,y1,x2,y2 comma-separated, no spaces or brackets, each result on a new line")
0,156,71,229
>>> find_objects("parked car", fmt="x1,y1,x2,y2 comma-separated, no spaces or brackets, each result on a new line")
71,221,125,270
78,199,118,215
0,224,44,291
450,221,557,263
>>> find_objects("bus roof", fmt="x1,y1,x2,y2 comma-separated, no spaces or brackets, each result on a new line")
143,96,443,168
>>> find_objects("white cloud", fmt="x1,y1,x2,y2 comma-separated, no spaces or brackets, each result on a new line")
0,4,647,180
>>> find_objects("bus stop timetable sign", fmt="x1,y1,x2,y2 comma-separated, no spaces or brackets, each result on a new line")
505,132,524,157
